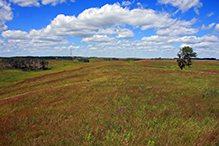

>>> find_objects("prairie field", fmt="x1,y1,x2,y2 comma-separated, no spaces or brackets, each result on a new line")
0,59,219,145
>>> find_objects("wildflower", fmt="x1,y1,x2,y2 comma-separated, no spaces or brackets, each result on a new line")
36,138,38,141
117,122,119,124
110,126,112,128
121,109,123,112
110,122,112,124
127,86,129,89
113,122,115,124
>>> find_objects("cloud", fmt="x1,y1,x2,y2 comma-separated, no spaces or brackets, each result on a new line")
158,0,203,14
2,3,197,46
201,23,215,30
0,0,13,31
116,29,134,38
54,45,79,51
160,45,175,49
2,30,29,40
215,23,219,31
2,29,70,49
1,3,203,57
0,19,7,31
76,3,196,32
0,0,76,31
9,0,40,7
139,34,219,57
122,1,132,6
97,27,134,38
193,42,216,48
157,26,198,36
89,47,97,50
0,0,13,21
9,0,74,7
147,17,198,36
41,0,66,6
142,35,169,42
168,35,218,44
81,35,115,43
140,35,218,49
207,12,214,17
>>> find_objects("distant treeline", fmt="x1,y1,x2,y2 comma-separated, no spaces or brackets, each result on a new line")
191,58,217,60
173,57,217,60
0,56,217,62
0,58,49,71
103,58,119,61
0,56,75,60
0,56,143,62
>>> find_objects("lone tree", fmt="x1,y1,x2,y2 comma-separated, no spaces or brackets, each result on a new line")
177,46,197,70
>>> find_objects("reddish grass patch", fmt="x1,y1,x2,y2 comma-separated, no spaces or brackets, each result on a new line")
177,101,186,106
182,95,190,99
0,81,84,106
0,74,86,97
0,64,110,90
202,130,219,145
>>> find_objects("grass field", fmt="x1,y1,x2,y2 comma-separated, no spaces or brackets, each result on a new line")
0,59,219,145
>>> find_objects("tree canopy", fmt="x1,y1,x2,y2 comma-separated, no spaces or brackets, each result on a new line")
177,46,197,70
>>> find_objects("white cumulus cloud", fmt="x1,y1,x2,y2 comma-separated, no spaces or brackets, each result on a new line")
2,30,29,40
0,0,13,31
81,35,115,43
215,24,219,31
97,27,134,38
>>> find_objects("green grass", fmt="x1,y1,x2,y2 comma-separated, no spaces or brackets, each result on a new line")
0,59,219,145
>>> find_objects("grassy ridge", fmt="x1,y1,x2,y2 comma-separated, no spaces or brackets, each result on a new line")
0,59,219,145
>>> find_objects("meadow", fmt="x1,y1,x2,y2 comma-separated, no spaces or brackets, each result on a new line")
0,58,219,145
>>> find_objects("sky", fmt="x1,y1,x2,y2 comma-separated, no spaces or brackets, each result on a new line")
0,0,219,58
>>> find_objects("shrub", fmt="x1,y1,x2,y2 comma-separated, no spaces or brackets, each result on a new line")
78,58,89,63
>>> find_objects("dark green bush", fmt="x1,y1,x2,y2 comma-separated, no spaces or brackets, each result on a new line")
78,58,89,63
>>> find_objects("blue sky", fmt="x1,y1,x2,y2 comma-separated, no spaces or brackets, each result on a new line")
0,0,219,58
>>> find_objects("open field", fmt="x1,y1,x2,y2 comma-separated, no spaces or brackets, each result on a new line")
0,59,219,145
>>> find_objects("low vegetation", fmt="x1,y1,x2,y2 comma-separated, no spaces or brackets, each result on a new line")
0,58,218,145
